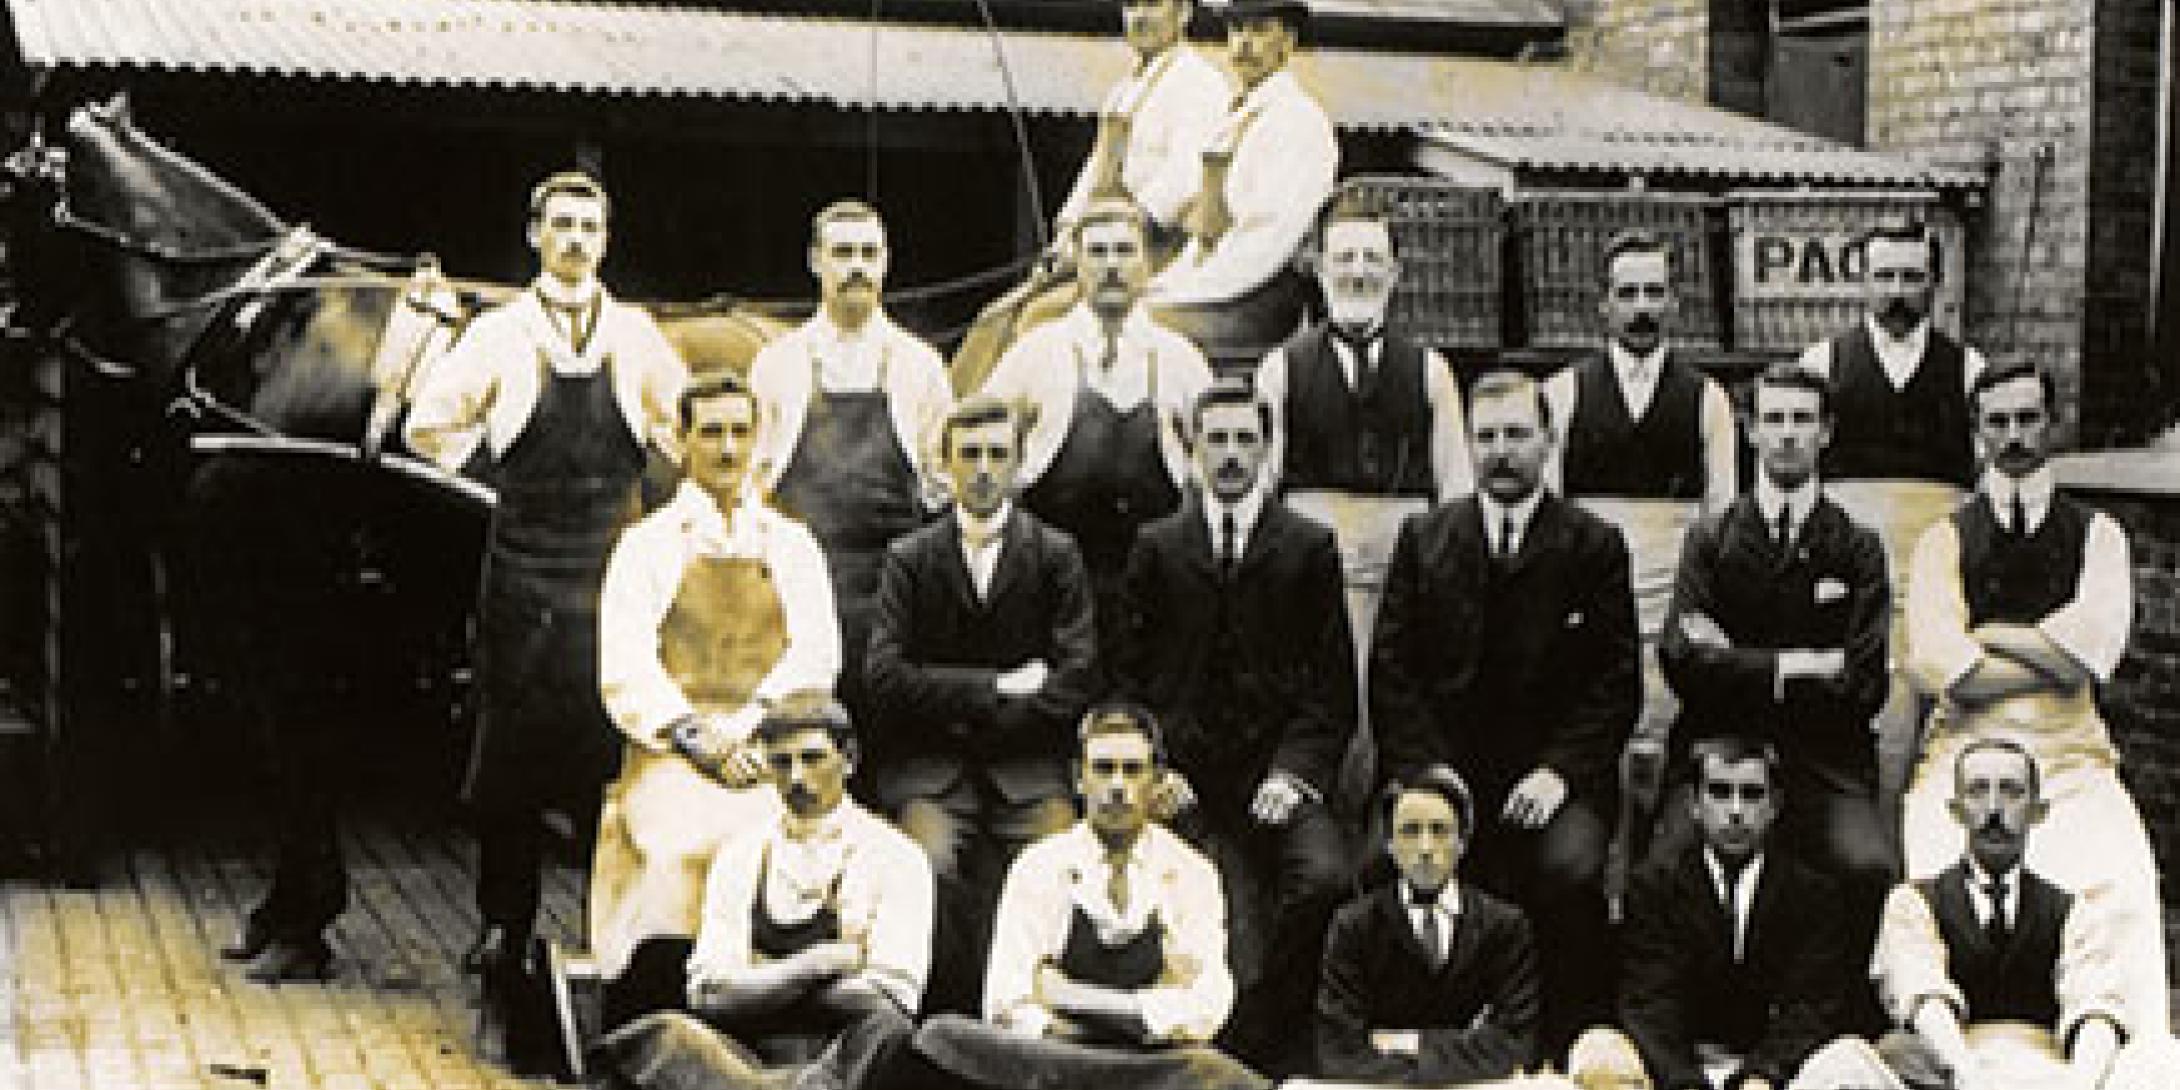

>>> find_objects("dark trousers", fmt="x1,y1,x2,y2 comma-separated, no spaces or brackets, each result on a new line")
1466,794,1615,1060
475,790,601,945
1174,797,1351,1076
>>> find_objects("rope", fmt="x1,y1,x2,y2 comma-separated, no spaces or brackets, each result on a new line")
970,0,1050,252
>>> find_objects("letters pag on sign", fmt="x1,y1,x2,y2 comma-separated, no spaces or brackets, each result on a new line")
1729,191,1967,353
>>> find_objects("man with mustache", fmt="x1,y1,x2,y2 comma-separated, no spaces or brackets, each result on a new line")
912,704,1264,1090
1147,0,1337,365
1252,190,1472,752
865,395,1098,1014
591,372,841,1021
1112,380,1355,1073
1371,369,1638,1058
1543,229,1738,790
980,199,1213,651
1795,218,1987,838
1652,363,1896,1009
750,199,953,736
1897,362,2169,1041
591,693,933,1090
405,172,685,1028
1865,739,2179,1090
1612,737,1855,1090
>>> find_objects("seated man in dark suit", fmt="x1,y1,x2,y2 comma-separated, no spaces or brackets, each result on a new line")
1315,765,1539,1085
1612,737,1854,1090
865,395,1098,1012
1114,378,1356,1072
1370,368,1639,1056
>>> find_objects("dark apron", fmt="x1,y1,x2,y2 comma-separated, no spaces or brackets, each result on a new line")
465,351,645,812
771,348,923,705
1059,906,1166,996
1022,346,1181,643
750,840,846,961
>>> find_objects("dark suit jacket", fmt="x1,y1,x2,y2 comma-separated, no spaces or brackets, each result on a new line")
1369,492,1639,811
864,507,1097,806
1660,494,1890,791
1112,495,1356,804
1316,881,1539,1084
1620,846,1850,1090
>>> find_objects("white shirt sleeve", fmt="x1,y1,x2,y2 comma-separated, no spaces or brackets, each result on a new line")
1905,518,1986,699
980,332,1071,488
2039,513,2132,683
687,831,765,986
1872,883,1965,1025
1960,344,1989,395
1148,86,1337,307
1256,345,1291,493
844,820,937,1013
750,518,843,705
984,841,1066,1037
1134,841,1235,1044
597,518,698,750
1130,54,1232,229
1700,378,1740,510
622,309,691,462
1156,337,1216,490
2055,888,2127,1040
1424,348,1475,502
748,339,804,491
1541,367,1579,497
403,315,506,471
892,340,957,508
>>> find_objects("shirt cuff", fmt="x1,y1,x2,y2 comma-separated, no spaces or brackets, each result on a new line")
998,1004,1052,1040
1137,989,1210,1044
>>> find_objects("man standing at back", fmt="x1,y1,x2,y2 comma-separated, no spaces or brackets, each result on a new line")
406,172,686,996
750,200,953,732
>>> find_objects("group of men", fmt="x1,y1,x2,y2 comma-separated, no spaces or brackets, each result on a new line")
206,0,2176,1087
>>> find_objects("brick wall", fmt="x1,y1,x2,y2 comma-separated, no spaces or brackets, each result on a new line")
2083,481,2180,906
1567,0,1711,104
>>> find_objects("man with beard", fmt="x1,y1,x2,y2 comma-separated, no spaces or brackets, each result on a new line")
1795,218,1986,832
1898,362,2168,1040
1615,738,1853,1090
1147,0,1337,365
1114,380,1355,1073
980,200,1213,650
591,693,933,1090
911,704,1264,1090
591,372,841,1001
1654,364,1895,1006
1543,230,1737,780
865,395,1098,1014
405,172,685,1001
1863,740,2179,1090
1371,369,1638,1058
1252,191,1471,745
750,200,952,732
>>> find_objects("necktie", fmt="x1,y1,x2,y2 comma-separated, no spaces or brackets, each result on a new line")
1107,852,1131,914
1220,511,1239,575
1416,904,1444,970
2010,492,2029,537
1097,331,1120,375
1984,877,2010,948
1773,505,1793,555
1499,515,1517,561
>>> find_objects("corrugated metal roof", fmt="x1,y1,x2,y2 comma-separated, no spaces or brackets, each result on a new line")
5,0,1986,189
1414,64,1985,189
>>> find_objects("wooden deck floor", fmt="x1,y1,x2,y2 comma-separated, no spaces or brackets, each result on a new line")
1,804,586,1090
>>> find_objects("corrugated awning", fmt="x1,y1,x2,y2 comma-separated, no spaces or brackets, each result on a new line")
6,0,1983,189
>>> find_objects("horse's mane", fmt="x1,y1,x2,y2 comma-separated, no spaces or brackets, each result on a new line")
68,99,286,246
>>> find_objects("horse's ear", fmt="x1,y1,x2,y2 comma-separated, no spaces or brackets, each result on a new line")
91,92,131,125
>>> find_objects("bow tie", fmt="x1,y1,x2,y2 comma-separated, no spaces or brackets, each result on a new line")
1408,885,1441,907
1332,325,1381,354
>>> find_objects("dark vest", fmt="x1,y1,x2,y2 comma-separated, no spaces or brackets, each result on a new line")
1954,492,2092,627
1821,324,1976,486
1559,352,1706,500
1277,325,1436,498
1914,867,2069,1028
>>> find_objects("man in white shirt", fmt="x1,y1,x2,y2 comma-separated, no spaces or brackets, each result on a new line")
593,693,933,1090
1058,0,1231,249
404,172,685,996
590,372,841,988
749,200,952,730
1544,229,1738,773
980,200,1214,648
1899,362,2168,1039
1866,738,2179,1090
1149,0,1338,367
912,705,1266,1090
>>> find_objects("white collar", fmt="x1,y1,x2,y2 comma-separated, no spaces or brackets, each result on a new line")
1981,465,2055,518
1703,848,1765,890
957,501,1013,544
1202,483,1268,544
1402,879,1461,916
669,479,768,552
1062,302,1155,348
1863,314,1932,361
1477,488,1545,537
779,799,856,845
1755,477,1820,529
531,273,602,311
809,309,893,352
1236,68,1299,110
1608,340,1668,380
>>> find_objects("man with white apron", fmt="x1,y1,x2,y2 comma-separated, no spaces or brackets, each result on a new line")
750,200,951,733
593,372,841,986
1545,229,1738,789
981,200,1213,652
1147,0,1337,370
404,172,686,984
1255,190,1473,803
1899,363,2167,1040
912,704,1266,1090
1796,218,1986,825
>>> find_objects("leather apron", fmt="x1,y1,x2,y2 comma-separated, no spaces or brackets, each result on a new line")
589,554,788,979
1023,344,1182,643
771,348,923,708
464,351,645,812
